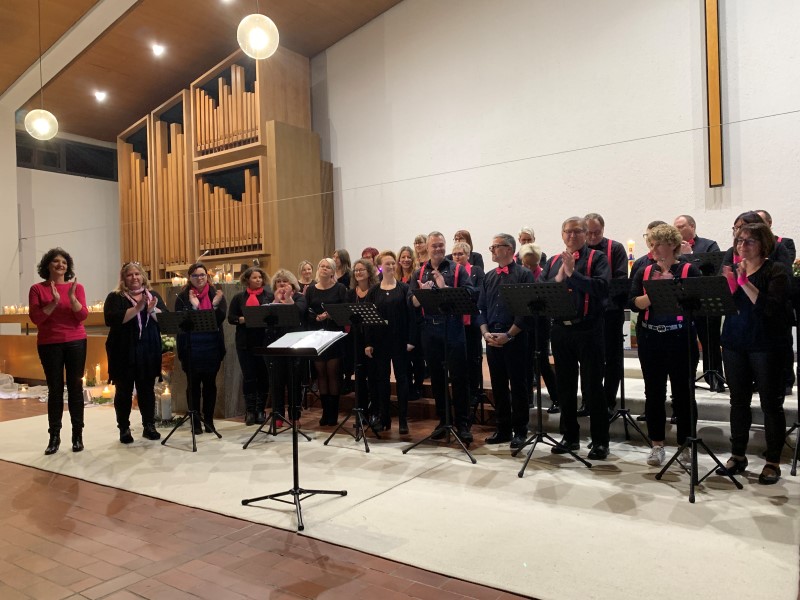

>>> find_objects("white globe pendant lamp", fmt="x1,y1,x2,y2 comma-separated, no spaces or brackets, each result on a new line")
237,13,279,60
26,0,58,141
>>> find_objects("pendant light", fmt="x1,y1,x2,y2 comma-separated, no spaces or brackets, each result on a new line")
24,0,58,141
237,1,279,60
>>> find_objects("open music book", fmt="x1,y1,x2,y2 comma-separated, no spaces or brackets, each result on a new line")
267,330,347,354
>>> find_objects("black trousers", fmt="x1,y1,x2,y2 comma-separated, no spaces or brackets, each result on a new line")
113,344,157,430
602,309,625,410
38,339,86,434
373,343,410,426
524,318,559,406
407,343,426,393
637,327,695,445
269,357,302,418
186,368,220,423
723,346,787,463
551,319,608,445
486,333,529,436
464,323,483,399
421,320,469,429
236,347,269,398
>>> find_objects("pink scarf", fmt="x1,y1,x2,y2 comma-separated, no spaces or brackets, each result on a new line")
193,284,213,310
246,287,263,306
124,288,152,339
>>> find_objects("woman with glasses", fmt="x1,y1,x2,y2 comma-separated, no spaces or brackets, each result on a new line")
227,267,273,426
29,248,89,455
722,211,792,269
446,229,484,269
305,258,348,425
175,262,227,434
451,241,485,410
349,259,380,423
104,262,167,444
717,223,792,484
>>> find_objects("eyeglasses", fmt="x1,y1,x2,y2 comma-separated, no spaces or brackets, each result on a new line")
734,238,758,247
353,268,367,274
562,229,586,236
488,244,510,251
190,273,207,279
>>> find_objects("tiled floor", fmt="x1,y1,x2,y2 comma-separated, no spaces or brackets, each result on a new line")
0,396,531,600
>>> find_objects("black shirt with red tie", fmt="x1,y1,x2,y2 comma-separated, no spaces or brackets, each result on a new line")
476,261,534,330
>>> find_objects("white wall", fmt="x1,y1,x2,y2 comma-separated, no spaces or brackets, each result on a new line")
16,168,120,304
311,0,800,260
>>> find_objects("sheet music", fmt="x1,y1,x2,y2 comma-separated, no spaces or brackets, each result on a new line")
267,330,347,353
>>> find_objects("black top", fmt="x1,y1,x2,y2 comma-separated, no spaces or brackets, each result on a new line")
407,258,475,320
464,264,484,316
630,253,655,280
174,286,228,371
264,292,308,345
540,246,610,321
720,259,793,352
365,281,415,349
776,236,796,264
227,288,275,350
476,261,534,330
336,272,351,289
690,236,720,253
104,290,168,384
445,251,484,270
588,238,628,279
305,282,348,331
629,259,701,327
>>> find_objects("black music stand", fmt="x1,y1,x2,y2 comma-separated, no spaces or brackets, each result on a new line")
322,302,385,452
647,276,743,502
606,277,651,447
403,287,478,464
243,332,347,531
689,251,727,391
159,310,222,452
501,282,593,475
241,305,310,449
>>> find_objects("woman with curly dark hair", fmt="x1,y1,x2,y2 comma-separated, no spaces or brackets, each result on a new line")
104,262,167,444
29,248,89,455
175,262,227,434
227,267,273,425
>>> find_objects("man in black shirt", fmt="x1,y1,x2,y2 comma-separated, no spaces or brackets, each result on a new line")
477,233,534,448
408,231,475,442
585,213,629,415
541,217,611,459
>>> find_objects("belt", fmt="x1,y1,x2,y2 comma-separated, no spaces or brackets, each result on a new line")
641,322,683,333
556,318,584,326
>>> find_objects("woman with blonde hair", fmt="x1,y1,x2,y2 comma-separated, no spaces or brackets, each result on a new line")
297,260,315,295
227,267,273,425
413,234,429,266
447,230,484,269
104,262,167,443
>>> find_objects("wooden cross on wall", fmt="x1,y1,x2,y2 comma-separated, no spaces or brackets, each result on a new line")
704,0,723,187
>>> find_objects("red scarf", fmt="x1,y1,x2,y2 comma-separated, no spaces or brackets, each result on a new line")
246,287,263,306
532,265,542,281
193,284,213,310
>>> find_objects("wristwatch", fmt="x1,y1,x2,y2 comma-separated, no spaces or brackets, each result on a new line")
505,332,515,341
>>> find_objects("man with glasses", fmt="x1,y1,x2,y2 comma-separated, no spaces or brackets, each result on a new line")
674,214,723,392
541,217,611,459
584,213,629,417
409,231,475,442
477,234,534,448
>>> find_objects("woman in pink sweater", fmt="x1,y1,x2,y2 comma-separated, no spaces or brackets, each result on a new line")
29,248,88,455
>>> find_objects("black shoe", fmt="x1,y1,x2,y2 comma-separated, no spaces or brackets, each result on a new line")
245,411,256,426
254,411,266,425
547,404,561,414
430,424,447,440
44,434,60,455
712,381,726,393
71,431,84,452
457,427,473,444
715,456,748,476
203,421,216,433
399,422,409,435
485,431,512,445
758,464,781,485
636,413,647,422
587,444,609,460
142,424,161,440
551,438,579,454
576,404,590,417
510,433,527,449
119,428,134,444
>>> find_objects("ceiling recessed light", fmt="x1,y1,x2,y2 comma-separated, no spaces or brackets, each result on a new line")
152,44,165,57
94,91,107,102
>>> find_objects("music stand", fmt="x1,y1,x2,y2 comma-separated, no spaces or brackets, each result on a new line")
500,282,593,476
323,302,384,452
606,277,651,447
689,251,727,391
244,332,347,531
403,287,478,464
159,310,222,452
647,276,744,502
241,305,310,449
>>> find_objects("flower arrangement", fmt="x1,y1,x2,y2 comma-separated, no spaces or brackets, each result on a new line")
793,258,800,278
161,335,176,354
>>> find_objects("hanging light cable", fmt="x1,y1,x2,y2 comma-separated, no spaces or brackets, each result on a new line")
237,0,279,60
24,0,58,141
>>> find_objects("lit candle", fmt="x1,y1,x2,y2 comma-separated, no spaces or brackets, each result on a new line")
181,277,188,286
95,364,101,385
213,272,220,284
101,386,112,399
160,387,172,420
172,275,181,287
7,305,16,315
627,239,635,256
225,272,233,283
82,371,87,388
